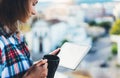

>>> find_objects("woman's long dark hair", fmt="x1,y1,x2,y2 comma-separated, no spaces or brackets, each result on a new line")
0,0,30,34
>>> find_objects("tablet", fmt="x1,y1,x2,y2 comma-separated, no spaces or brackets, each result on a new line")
58,42,91,70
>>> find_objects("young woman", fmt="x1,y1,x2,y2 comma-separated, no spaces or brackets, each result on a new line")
0,0,60,78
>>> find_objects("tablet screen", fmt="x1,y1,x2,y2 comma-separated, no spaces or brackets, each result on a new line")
58,42,91,70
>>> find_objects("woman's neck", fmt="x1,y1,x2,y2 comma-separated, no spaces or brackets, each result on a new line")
3,25,11,34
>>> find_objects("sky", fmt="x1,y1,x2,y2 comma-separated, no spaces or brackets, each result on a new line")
38,0,115,3
75,0,116,4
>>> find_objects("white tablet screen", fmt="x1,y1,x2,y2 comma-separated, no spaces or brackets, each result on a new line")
58,42,91,70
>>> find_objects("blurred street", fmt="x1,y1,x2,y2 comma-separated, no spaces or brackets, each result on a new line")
30,35,120,78
23,0,120,78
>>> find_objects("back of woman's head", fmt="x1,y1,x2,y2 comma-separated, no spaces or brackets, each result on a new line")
0,0,30,34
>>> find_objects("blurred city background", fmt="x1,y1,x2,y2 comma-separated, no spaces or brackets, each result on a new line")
21,0,120,78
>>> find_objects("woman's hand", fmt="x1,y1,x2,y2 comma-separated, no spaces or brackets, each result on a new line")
23,48,60,78
49,48,61,55
23,59,48,78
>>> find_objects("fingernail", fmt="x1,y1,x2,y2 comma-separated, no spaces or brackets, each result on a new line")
44,59,48,62
57,48,60,50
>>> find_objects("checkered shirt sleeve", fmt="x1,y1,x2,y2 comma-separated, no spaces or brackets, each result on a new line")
0,34,33,78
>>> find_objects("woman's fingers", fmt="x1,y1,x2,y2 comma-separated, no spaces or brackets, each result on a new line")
37,59,48,66
42,62,48,69
42,63,48,76
37,60,48,78
23,59,48,78
49,48,61,55
39,61,48,78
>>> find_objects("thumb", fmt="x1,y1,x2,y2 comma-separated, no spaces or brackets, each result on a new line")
49,48,61,55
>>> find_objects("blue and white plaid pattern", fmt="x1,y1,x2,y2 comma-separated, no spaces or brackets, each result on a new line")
0,28,33,78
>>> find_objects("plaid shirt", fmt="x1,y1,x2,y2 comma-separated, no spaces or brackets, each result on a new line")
0,24,33,78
